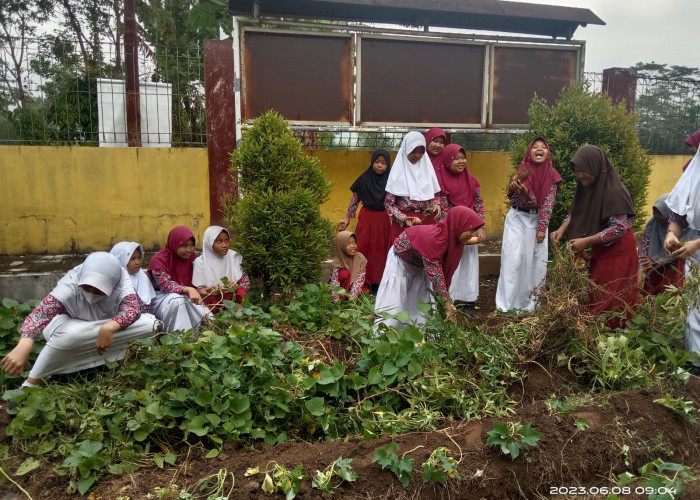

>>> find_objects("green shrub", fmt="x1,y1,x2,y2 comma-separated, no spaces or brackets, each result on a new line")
226,111,334,296
509,84,651,231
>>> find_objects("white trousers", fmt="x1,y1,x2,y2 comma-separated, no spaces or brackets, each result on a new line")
28,313,158,379
150,292,208,333
687,308,700,368
449,244,479,302
495,208,548,312
374,250,432,328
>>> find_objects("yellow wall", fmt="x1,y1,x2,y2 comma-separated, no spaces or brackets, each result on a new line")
0,146,691,255
0,146,210,254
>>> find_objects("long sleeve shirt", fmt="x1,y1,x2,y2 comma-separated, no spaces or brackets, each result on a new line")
149,269,185,294
384,193,441,226
19,293,141,340
563,213,633,245
508,183,559,233
393,232,449,300
328,267,366,302
440,189,487,223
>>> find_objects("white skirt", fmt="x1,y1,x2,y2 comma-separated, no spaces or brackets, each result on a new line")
150,292,208,333
687,308,700,368
374,250,432,328
449,244,479,302
495,207,548,312
28,313,158,379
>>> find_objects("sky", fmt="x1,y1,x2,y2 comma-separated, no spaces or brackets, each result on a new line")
519,0,697,73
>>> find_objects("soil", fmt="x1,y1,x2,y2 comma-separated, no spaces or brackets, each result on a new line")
1,277,699,499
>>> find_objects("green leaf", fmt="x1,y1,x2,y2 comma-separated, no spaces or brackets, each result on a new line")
305,397,326,416
187,416,210,437
205,448,220,458
15,457,40,476
230,395,250,414
153,453,164,468
77,440,103,458
77,476,96,495
195,390,214,406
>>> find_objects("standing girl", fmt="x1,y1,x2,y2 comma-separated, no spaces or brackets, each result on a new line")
374,206,484,328
147,226,209,332
550,145,637,328
384,131,443,244
424,127,447,174
328,231,368,302
664,148,700,375
1,252,157,384
496,137,562,312
437,143,486,307
192,226,250,313
337,149,392,292
638,195,685,295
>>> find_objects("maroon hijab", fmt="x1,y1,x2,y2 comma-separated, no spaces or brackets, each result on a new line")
683,130,700,172
405,206,484,288
437,144,480,208
148,226,196,287
516,137,562,206
424,127,446,172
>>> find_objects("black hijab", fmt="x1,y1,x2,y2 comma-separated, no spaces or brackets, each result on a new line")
349,149,392,211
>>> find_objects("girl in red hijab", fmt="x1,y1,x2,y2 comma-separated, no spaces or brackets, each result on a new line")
374,206,484,328
147,226,209,332
424,127,447,174
496,137,562,312
437,144,486,310
551,145,637,329
682,130,700,172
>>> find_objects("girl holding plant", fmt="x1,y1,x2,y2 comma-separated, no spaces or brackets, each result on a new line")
328,231,368,302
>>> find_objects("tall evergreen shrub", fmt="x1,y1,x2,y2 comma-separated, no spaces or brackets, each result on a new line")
509,84,651,231
225,111,334,296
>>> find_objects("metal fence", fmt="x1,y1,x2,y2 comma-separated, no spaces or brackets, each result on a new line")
0,37,206,147
2,36,699,153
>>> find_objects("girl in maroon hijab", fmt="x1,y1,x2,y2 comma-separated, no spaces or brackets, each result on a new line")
374,206,484,328
496,137,561,312
424,128,447,174
437,144,486,308
683,130,700,172
147,226,208,332
551,145,637,329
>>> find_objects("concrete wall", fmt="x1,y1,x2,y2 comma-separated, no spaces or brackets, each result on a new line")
0,146,210,254
0,146,691,255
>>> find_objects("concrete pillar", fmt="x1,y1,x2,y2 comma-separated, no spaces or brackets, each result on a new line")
204,39,238,226
602,67,637,112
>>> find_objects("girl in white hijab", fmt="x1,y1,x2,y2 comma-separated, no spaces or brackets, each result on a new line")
192,226,250,312
110,242,156,312
0,252,158,387
664,149,700,375
384,131,443,243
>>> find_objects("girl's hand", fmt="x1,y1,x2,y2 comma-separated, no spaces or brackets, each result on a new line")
185,287,203,305
432,204,442,219
672,239,700,260
550,228,564,245
405,217,422,227
664,232,681,253
641,256,656,272
337,218,349,231
96,320,120,355
569,238,587,253
509,177,529,197
536,231,546,244
445,301,457,323
475,227,487,243
0,337,34,375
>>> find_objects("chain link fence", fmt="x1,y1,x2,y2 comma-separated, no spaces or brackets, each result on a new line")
2,36,699,153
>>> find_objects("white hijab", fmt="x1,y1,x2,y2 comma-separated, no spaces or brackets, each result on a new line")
384,131,441,201
51,252,135,321
192,226,243,287
110,241,156,306
666,148,700,230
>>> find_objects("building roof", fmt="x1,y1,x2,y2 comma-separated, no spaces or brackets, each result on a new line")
228,0,605,39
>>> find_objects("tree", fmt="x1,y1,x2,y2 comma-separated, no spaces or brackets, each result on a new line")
509,84,651,232
633,62,700,154
225,111,334,297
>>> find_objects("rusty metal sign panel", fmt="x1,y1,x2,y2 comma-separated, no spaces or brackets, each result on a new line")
492,46,576,125
243,30,353,123
359,37,485,125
